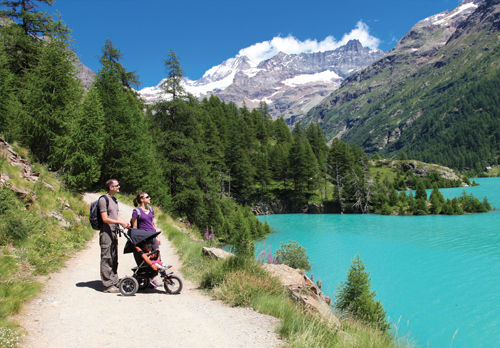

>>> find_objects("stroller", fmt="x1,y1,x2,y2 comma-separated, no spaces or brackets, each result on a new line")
117,228,183,296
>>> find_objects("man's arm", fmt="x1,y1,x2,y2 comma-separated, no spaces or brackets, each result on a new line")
117,211,131,228
100,212,122,226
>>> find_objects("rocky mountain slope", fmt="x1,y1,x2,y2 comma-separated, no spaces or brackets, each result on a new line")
139,40,385,123
304,0,497,168
74,59,95,90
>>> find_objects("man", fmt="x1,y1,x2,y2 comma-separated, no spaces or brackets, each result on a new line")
99,179,130,293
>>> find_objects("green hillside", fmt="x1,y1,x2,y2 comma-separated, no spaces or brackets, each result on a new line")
305,0,500,173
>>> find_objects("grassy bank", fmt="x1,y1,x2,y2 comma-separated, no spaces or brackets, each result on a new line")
156,213,416,348
0,145,96,347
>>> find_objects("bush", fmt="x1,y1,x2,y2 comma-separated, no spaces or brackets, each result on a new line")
200,255,253,289
275,240,311,270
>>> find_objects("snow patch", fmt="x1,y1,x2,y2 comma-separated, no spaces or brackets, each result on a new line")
243,67,263,78
433,3,478,26
282,71,341,87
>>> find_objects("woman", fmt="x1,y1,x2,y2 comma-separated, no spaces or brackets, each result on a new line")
132,192,165,287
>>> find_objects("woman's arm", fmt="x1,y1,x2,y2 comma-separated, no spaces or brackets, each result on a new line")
131,217,137,229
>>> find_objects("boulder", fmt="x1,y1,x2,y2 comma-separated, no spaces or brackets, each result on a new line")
202,247,235,260
261,263,340,329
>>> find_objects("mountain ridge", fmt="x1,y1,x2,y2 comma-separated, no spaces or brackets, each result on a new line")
139,40,385,123
304,0,483,142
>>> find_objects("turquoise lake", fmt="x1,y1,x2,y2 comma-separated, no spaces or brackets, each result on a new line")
256,177,500,348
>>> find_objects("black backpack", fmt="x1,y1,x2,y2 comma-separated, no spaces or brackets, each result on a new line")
89,195,109,230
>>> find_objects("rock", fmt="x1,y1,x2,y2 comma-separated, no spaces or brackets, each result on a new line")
25,175,40,182
5,182,36,202
0,173,9,186
261,263,340,329
44,183,55,191
202,247,235,260
0,137,53,192
50,211,64,221
57,197,71,209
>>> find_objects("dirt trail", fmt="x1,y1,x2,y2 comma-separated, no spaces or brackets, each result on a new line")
16,193,282,348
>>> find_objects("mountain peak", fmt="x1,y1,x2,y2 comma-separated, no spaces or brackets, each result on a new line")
344,39,363,52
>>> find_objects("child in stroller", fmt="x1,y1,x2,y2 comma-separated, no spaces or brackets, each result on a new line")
133,238,172,284
118,228,183,296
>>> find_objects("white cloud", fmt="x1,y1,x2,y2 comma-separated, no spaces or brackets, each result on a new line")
238,21,380,65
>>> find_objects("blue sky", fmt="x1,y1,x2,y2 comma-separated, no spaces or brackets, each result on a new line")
39,0,464,88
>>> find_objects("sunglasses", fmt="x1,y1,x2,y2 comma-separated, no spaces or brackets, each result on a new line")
111,184,120,187
141,195,150,199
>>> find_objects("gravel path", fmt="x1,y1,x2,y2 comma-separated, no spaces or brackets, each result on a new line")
16,193,283,348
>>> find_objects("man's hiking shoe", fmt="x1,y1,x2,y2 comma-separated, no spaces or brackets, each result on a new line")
103,286,119,293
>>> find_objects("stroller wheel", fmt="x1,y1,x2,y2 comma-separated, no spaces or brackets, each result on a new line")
119,276,139,296
138,277,150,290
164,275,183,294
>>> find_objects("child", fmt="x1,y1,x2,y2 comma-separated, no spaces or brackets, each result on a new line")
134,239,171,286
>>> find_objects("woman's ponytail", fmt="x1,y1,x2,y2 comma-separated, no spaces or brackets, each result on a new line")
134,192,147,207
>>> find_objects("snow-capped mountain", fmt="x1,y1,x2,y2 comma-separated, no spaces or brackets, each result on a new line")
139,39,385,122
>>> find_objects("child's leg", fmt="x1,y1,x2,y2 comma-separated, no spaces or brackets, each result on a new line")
152,237,161,261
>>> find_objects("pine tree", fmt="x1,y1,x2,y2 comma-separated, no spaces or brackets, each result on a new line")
415,180,427,200
57,85,104,189
152,50,218,222
335,254,390,332
273,117,293,144
289,123,316,193
306,123,328,199
407,192,416,213
389,186,399,206
414,197,429,215
0,0,67,78
17,33,83,165
429,193,442,214
229,209,254,257
0,0,59,37
269,143,289,188
94,38,160,197
328,140,354,212
224,115,255,199
256,148,271,195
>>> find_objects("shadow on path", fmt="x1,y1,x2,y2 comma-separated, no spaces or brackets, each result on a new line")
75,280,102,291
